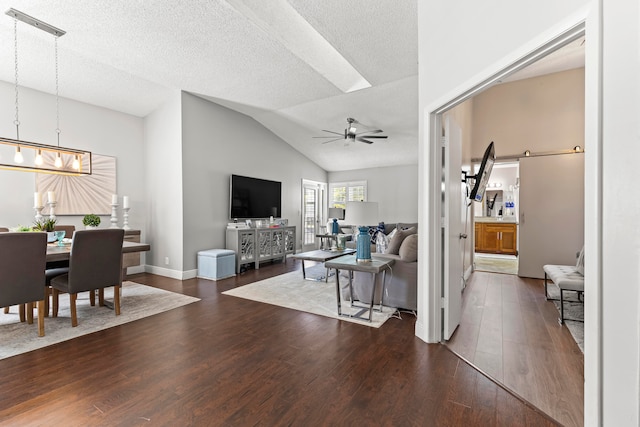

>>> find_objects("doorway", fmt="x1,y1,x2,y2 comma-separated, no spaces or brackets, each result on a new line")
473,162,519,275
431,25,586,426
301,180,327,252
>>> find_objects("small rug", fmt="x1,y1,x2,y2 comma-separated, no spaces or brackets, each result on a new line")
474,254,518,275
222,271,395,328
0,282,200,360
546,284,584,353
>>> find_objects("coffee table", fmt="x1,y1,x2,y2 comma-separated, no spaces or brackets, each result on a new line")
291,249,356,281
324,254,395,322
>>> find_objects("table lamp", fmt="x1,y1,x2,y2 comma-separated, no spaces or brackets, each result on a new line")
327,207,344,234
344,201,378,262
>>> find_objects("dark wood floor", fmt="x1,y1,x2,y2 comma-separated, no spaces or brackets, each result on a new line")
447,271,584,427
0,260,559,426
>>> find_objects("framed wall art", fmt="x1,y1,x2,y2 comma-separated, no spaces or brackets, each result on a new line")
36,153,116,215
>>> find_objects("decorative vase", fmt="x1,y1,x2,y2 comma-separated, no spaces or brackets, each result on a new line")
356,226,371,262
85,225,97,230
331,218,339,234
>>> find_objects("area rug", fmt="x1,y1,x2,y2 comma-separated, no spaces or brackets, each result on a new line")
0,282,200,360
474,254,518,275
222,271,395,328
546,284,584,353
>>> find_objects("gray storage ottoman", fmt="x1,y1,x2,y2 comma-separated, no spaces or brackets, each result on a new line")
197,249,236,280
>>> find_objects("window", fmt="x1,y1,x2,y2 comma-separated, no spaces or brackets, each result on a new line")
328,181,367,209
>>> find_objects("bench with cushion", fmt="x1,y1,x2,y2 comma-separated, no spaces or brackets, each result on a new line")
543,246,584,325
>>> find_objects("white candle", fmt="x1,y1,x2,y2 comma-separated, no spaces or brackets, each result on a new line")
47,191,56,203
112,194,118,205
34,192,42,207
123,196,130,209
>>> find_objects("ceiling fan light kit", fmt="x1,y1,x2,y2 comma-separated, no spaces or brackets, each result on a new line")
313,117,388,145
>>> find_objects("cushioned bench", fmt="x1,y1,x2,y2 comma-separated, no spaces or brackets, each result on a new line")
543,264,584,325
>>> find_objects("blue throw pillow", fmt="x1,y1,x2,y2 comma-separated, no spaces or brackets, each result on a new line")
369,222,385,244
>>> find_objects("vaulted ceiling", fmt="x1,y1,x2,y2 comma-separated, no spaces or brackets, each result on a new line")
0,1,582,172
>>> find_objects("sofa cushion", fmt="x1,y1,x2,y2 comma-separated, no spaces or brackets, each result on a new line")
399,234,418,262
387,227,416,255
397,223,418,232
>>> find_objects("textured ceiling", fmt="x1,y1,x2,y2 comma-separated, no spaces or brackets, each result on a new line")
0,1,581,172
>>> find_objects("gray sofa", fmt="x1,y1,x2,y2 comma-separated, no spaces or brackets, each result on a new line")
341,223,418,311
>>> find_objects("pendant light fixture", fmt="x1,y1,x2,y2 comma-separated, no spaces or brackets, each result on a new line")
1,8,92,176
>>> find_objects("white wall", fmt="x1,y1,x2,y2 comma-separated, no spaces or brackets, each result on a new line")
328,165,418,223
180,92,327,272
471,68,585,158
419,0,640,425
143,91,184,276
0,80,145,232
600,0,640,425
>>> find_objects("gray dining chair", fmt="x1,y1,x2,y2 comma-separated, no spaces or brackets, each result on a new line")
51,229,125,327
0,232,47,336
44,224,76,314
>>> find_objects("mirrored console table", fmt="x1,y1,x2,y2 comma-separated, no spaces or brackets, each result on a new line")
226,226,295,274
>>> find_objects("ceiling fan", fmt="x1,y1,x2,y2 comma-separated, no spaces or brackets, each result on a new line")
313,117,388,145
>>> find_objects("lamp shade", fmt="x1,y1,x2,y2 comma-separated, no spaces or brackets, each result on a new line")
328,207,344,220
344,202,378,226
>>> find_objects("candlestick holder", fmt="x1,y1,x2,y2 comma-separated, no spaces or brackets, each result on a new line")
47,201,57,221
34,205,44,223
110,203,119,228
122,207,131,230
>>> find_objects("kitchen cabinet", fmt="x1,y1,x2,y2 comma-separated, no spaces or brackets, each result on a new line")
475,222,517,255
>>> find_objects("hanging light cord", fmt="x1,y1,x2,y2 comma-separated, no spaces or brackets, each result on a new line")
13,17,20,140
55,34,60,146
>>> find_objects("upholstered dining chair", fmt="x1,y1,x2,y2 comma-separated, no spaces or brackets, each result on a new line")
0,232,47,336
0,227,9,232
44,225,76,314
50,229,125,327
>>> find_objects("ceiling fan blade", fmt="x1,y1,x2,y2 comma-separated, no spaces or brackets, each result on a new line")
321,130,344,136
322,137,343,144
356,129,383,135
360,135,387,138
356,137,374,144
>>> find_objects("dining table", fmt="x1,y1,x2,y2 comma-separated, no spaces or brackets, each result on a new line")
46,240,151,264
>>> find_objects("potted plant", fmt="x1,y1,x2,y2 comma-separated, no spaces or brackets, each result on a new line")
33,218,57,242
82,214,101,229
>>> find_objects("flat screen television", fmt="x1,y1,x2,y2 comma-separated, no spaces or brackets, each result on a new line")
469,141,495,202
229,174,282,219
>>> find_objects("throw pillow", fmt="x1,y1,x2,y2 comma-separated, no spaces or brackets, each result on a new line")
576,246,585,275
376,230,391,254
369,222,385,244
387,226,416,255
399,234,418,262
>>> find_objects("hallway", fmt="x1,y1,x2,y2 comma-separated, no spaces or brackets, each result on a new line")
447,271,584,427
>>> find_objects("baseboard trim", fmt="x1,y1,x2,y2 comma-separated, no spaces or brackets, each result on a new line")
143,266,198,280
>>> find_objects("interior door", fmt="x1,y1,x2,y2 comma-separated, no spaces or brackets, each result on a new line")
443,116,465,340
301,181,326,252
518,154,584,278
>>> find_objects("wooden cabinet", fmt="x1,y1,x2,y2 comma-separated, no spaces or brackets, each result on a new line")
475,222,517,255
227,226,296,273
